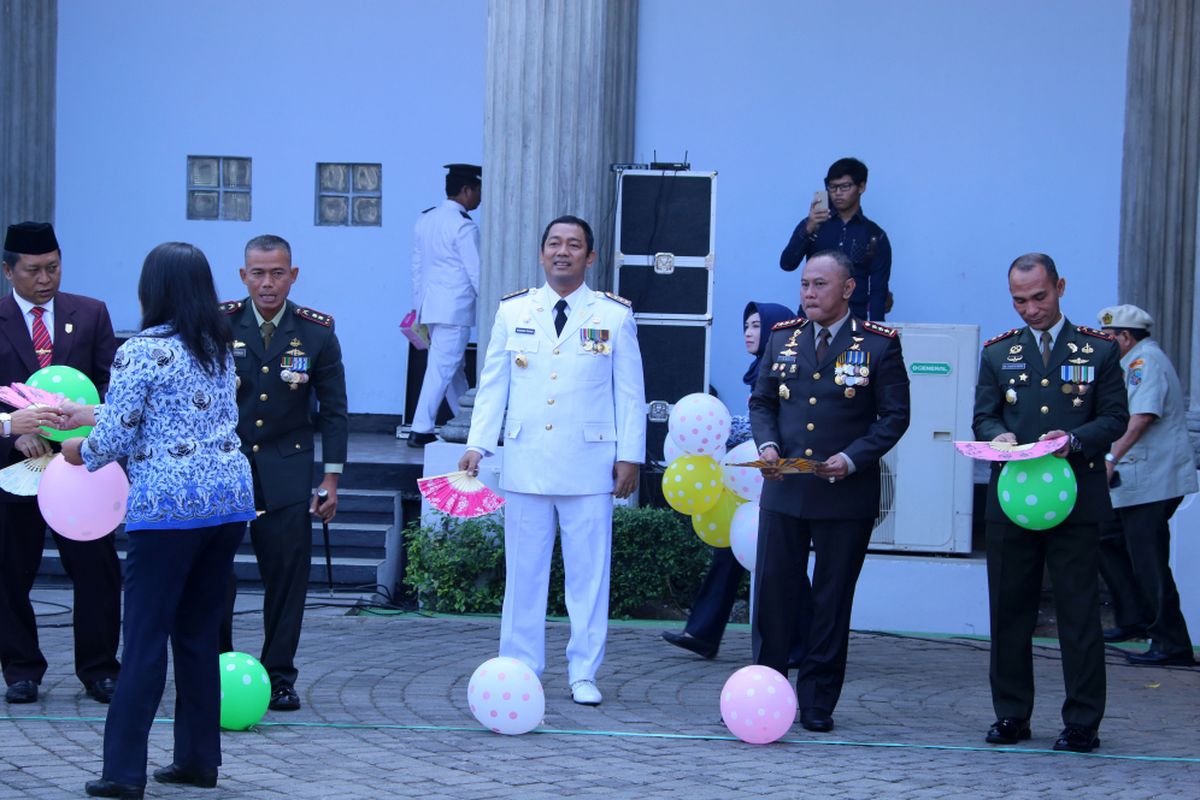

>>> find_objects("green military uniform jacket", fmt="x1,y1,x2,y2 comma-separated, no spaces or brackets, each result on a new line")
223,299,349,511
972,319,1128,525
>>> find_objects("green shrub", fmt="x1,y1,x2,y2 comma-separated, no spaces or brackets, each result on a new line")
404,506,717,619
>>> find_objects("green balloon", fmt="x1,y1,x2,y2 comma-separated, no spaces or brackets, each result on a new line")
219,651,271,731
997,455,1078,531
26,365,100,442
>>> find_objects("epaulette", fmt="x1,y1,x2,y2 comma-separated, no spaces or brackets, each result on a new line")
862,320,897,338
1077,325,1113,340
984,328,1022,347
501,288,531,302
421,206,435,214
460,211,472,220
602,291,632,308
772,317,808,331
219,300,243,315
295,306,333,327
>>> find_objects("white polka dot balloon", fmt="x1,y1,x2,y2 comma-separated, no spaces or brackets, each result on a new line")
720,665,797,744
721,440,764,502
467,656,544,735
667,393,732,457
728,502,760,571
663,431,724,466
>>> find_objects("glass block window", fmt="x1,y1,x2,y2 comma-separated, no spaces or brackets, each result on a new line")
316,163,382,226
187,156,252,221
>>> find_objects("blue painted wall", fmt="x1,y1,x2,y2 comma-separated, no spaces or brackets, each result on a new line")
56,1,1129,414
634,0,1131,405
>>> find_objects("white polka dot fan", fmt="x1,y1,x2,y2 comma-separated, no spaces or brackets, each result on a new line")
417,471,505,518
0,453,55,496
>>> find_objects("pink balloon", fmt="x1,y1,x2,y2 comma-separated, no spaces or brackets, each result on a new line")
721,440,764,502
720,665,796,744
667,394,732,457
37,455,128,541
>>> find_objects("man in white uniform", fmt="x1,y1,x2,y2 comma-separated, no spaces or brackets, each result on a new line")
460,215,646,705
409,163,482,447
1096,304,1196,667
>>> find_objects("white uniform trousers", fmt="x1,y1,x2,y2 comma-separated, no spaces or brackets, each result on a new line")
499,491,613,684
411,323,470,434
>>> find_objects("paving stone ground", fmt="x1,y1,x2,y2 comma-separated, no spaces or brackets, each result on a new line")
1,589,1197,799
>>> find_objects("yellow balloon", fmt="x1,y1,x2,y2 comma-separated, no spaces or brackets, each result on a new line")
661,455,723,516
691,490,745,547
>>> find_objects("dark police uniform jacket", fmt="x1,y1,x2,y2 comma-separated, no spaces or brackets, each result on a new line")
749,315,910,519
223,299,349,511
972,320,1128,525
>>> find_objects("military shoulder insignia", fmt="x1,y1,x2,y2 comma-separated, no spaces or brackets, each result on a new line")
772,317,808,331
984,328,1022,347
421,206,435,214
295,306,333,327
501,288,531,302
460,211,473,220
219,300,244,315
1076,325,1113,340
602,291,632,307
862,320,897,338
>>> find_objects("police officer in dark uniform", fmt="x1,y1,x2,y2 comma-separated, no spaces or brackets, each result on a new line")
973,253,1127,754
750,249,910,733
220,234,348,712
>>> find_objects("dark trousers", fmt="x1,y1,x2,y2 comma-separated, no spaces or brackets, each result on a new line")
986,521,1106,730
1098,520,1150,631
1099,498,1191,655
101,522,244,787
752,509,873,714
0,501,121,687
221,500,311,687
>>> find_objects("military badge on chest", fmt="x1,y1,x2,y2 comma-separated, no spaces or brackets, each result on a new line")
580,328,611,355
834,350,870,398
279,339,309,390
1060,364,1094,407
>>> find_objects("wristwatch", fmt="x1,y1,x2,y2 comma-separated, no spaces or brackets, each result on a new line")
1068,433,1082,453
1104,453,1116,464
0,413,10,437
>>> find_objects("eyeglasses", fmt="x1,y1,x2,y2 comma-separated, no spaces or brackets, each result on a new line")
826,181,858,194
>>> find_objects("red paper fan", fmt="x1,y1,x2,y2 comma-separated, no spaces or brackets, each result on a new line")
418,471,505,518
0,382,66,409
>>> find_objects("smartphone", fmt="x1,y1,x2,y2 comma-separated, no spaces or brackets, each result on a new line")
812,190,829,214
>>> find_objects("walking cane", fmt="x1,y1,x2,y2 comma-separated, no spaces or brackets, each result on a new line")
316,488,333,594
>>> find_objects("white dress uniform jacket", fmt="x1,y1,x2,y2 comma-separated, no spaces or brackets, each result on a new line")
468,284,647,492
411,199,480,326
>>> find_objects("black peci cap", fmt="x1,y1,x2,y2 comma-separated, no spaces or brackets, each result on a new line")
4,221,60,256
443,163,482,181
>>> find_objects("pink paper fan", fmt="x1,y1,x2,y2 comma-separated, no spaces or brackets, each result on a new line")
0,382,66,409
418,471,505,518
953,434,1069,462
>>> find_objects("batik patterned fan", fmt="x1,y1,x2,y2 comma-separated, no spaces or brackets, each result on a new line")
418,471,505,518
0,382,66,409
0,453,55,496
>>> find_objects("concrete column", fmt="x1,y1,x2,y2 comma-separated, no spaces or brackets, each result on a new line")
1117,0,1200,458
477,0,638,362
0,0,57,292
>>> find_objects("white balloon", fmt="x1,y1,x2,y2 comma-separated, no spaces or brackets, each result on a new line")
667,393,732,457
467,656,544,735
729,502,760,571
664,434,723,465
721,440,764,502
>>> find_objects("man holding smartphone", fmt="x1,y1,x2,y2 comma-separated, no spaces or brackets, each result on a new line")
780,157,892,321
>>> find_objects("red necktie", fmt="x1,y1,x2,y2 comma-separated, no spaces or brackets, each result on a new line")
31,306,52,368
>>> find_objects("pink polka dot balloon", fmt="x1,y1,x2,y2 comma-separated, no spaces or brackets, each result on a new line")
467,656,544,735
667,393,732,457
729,502,760,571
720,665,796,744
664,432,723,466
721,440,764,502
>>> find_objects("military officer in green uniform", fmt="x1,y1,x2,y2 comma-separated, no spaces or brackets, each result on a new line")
973,253,1128,753
220,234,348,712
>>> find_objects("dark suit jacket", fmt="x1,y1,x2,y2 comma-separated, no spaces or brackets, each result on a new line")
226,299,348,511
749,315,910,520
0,291,117,494
972,319,1128,525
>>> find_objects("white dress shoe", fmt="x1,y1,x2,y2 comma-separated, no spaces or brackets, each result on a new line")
570,680,602,705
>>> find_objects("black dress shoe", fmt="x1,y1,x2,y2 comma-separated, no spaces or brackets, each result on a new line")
269,683,301,711
85,677,117,704
985,718,1031,744
1125,649,1196,667
407,431,438,448
1053,725,1100,753
799,708,834,732
5,680,37,703
153,763,218,788
661,630,717,659
1102,624,1148,643
85,779,144,799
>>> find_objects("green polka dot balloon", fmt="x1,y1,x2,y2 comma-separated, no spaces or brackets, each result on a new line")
218,651,271,731
26,365,100,442
997,455,1077,531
